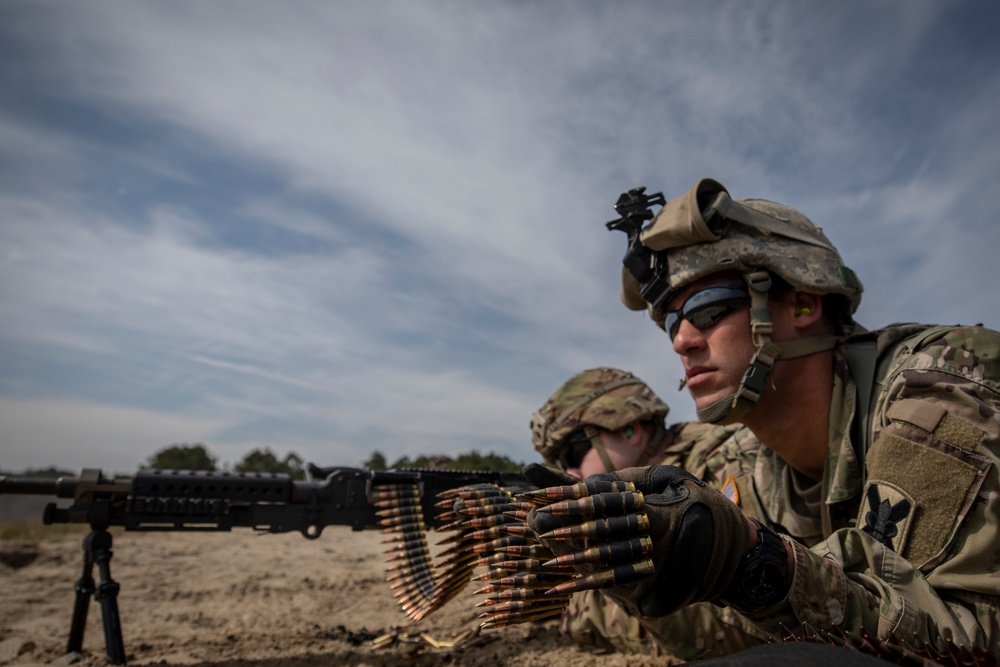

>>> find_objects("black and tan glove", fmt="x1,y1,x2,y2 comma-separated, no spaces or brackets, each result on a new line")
526,464,751,618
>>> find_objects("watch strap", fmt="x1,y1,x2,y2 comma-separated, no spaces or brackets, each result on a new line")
720,518,789,612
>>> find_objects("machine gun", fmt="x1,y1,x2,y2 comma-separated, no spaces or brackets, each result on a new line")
0,465,529,664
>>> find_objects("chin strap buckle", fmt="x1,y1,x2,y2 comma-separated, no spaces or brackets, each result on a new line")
731,342,780,418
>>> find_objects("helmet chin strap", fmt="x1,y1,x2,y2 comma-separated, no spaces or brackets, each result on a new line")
696,270,839,425
584,425,616,472
635,422,668,467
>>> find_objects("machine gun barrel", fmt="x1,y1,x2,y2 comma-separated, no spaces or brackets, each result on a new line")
0,470,128,498
0,475,65,495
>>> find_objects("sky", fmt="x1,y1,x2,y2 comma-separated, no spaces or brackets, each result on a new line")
2,1,999,474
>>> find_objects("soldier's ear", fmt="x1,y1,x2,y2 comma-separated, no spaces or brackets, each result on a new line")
791,292,823,330
623,422,645,443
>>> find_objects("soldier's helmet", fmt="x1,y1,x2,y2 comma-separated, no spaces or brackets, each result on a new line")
531,367,669,466
618,178,863,329
611,178,863,424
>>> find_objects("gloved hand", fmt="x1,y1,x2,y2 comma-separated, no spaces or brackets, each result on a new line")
527,464,750,618
520,463,609,563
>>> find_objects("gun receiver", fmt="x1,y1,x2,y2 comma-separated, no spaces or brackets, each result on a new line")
0,465,528,536
0,464,530,663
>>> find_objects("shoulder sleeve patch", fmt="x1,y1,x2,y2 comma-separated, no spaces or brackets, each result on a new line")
861,481,914,553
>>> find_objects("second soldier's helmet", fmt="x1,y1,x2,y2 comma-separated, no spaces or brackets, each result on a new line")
531,367,669,467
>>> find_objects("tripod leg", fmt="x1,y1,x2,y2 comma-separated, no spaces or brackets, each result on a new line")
67,533,97,654
90,530,127,665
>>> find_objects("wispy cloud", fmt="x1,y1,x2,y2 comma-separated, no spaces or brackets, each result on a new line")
2,1,998,472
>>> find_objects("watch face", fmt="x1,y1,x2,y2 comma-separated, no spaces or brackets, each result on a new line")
743,562,785,606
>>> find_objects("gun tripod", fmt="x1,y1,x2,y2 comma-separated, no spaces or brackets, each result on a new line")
67,526,127,664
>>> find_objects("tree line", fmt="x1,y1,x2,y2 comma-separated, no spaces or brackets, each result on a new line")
5,444,527,480
140,444,305,477
148,444,525,478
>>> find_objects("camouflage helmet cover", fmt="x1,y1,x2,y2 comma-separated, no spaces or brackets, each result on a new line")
619,178,863,324
531,367,669,465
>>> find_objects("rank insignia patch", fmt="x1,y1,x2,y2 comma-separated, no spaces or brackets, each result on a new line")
721,476,740,506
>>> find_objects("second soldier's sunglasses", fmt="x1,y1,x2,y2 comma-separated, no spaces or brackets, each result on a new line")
664,279,750,341
558,430,594,470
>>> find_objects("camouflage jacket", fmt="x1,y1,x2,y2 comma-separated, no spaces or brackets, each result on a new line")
562,324,1000,660
735,324,1000,659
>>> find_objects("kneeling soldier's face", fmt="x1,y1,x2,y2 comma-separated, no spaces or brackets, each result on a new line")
564,424,651,480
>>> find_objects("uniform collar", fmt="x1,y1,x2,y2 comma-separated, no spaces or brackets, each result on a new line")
823,347,865,504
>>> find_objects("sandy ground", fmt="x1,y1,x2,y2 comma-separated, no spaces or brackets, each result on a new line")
0,526,680,667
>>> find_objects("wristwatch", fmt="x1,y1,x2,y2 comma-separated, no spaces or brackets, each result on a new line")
722,518,790,612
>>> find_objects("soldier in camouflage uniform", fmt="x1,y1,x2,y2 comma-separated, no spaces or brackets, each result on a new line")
530,368,769,658
529,178,999,660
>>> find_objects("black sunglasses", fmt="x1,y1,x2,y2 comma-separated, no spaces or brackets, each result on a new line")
664,280,750,341
558,430,594,470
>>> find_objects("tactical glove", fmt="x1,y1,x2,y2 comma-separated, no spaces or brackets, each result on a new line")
527,464,750,618
520,462,583,562
522,468,641,566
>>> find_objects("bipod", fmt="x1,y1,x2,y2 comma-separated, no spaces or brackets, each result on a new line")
67,510,127,664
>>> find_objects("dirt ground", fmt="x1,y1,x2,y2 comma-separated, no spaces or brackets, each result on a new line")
0,526,680,667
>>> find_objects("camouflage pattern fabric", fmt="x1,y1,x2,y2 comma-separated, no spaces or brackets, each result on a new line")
558,589,665,656
561,324,1000,660
560,588,771,660
733,324,1000,660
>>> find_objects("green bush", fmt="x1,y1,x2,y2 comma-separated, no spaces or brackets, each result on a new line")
143,444,217,471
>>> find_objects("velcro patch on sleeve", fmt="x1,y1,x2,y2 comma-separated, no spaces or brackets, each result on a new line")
886,398,987,451
933,413,987,451
885,398,945,433
864,433,982,568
